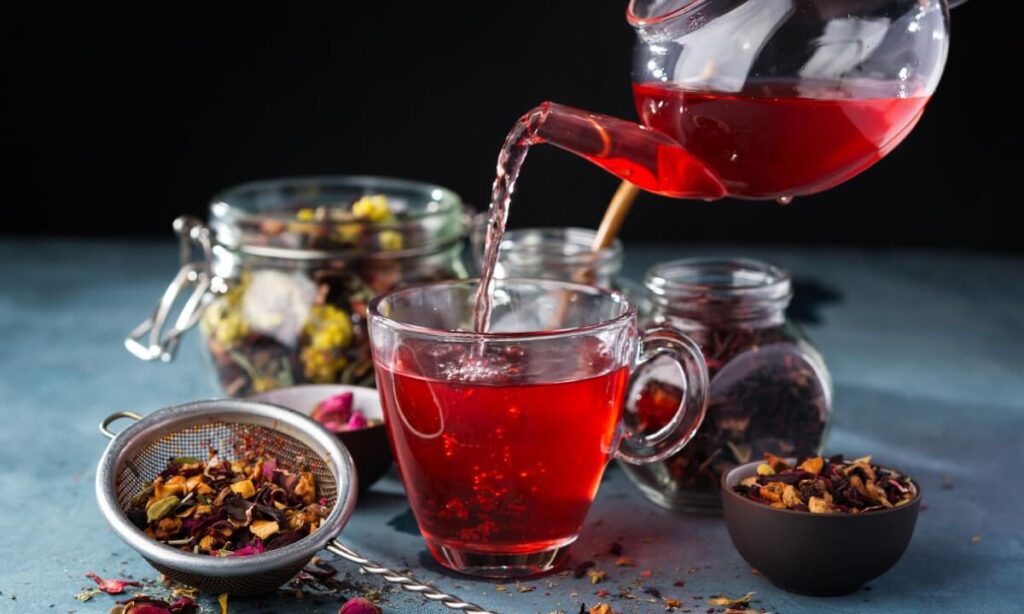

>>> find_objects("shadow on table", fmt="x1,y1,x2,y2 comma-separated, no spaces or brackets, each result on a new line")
789,276,843,325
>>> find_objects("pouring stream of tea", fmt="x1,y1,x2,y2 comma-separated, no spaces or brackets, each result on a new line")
473,101,728,332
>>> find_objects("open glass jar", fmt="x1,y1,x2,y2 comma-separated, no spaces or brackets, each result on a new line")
126,176,470,396
620,258,833,512
470,226,623,289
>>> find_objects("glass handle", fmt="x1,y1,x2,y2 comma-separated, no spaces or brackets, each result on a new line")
616,326,709,464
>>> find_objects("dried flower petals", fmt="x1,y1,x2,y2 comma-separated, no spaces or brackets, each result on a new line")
110,595,198,614
74,588,102,601
734,455,917,513
338,597,382,614
128,448,328,555
706,592,754,607
85,572,143,594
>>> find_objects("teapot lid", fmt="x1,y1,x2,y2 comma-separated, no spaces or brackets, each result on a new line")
627,0,704,25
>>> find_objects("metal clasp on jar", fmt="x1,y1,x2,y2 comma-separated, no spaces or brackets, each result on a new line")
125,216,221,362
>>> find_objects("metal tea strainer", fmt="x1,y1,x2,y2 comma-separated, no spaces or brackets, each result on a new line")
95,399,494,613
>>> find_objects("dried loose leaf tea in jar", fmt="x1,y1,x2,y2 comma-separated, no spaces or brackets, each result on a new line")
620,258,833,512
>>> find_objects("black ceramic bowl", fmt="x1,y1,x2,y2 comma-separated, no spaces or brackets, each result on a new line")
252,385,393,491
721,459,921,596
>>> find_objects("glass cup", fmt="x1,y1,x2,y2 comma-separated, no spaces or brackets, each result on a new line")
368,279,709,577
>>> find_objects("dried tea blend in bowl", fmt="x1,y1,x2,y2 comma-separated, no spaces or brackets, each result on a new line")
733,454,917,513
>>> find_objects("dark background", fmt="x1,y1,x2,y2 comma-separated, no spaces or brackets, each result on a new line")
9,2,1018,251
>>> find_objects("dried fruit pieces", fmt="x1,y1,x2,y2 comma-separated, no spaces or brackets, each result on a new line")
734,455,916,513
127,448,328,555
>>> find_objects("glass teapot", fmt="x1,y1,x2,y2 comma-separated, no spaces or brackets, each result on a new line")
516,0,962,200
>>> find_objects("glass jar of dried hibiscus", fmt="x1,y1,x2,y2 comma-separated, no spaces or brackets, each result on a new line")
125,176,470,395
619,258,833,512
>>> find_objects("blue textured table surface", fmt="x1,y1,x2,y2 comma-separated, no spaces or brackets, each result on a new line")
1,239,1022,614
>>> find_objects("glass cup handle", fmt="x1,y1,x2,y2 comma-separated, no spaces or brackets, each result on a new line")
616,326,710,464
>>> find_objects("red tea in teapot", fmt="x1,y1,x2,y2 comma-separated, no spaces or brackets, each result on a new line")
633,80,930,199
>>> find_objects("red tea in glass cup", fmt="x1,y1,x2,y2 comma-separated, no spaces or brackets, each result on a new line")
369,279,709,577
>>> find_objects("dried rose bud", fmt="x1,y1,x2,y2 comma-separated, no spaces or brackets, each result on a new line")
312,392,355,432
345,410,369,431
338,597,381,614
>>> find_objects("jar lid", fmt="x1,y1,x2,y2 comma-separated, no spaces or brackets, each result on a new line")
208,176,468,261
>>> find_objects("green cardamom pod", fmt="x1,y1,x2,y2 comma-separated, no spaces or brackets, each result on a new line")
147,495,181,523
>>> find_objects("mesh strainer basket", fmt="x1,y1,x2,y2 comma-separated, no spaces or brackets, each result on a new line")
95,399,493,612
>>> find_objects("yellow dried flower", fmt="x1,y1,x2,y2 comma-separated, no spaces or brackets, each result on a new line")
251,377,279,393
296,208,316,221
332,223,363,244
300,305,353,382
352,194,391,221
202,283,249,346
378,230,404,251
305,304,353,349
214,311,250,345
300,346,349,383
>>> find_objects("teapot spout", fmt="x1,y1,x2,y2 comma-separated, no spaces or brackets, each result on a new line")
524,102,726,200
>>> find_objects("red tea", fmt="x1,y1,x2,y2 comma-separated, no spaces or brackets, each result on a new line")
376,357,629,555
633,80,930,199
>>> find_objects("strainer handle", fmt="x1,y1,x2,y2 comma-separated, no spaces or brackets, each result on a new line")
326,540,497,614
99,411,142,439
